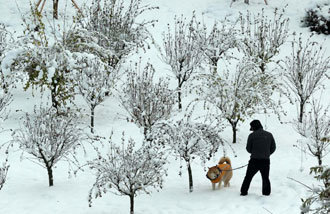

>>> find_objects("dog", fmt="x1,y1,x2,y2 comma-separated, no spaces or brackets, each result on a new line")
206,157,233,190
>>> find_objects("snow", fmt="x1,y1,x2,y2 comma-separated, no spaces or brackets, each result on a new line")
0,0,329,214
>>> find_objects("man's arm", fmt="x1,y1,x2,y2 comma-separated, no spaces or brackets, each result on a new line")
270,134,276,154
246,134,252,153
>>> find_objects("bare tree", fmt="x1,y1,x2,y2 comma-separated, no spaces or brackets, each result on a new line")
160,13,204,110
295,99,330,166
75,54,119,133
281,35,330,122
237,8,289,73
119,62,175,137
194,59,279,143
12,106,86,186
88,133,167,214
149,116,223,192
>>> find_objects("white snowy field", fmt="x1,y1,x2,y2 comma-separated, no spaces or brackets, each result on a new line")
0,0,329,214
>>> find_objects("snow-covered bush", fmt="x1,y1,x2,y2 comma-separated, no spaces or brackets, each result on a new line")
74,0,157,68
88,133,167,214
301,1,330,35
294,99,330,166
194,58,279,144
237,8,289,72
160,12,204,110
75,54,119,133
149,116,223,192
119,62,175,137
12,106,86,186
281,35,330,123
301,166,330,214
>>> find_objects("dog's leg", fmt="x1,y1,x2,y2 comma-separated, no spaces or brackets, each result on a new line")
212,183,215,190
218,181,222,189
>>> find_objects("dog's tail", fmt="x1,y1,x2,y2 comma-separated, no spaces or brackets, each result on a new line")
219,157,231,165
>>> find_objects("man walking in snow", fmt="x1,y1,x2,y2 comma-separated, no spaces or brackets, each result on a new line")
240,120,276,196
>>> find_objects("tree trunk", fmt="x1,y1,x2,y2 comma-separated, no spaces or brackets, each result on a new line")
244,0,249,4
178,85,182,110
129,194,134,214
53,0,59,19
260,62,266,73
46,166,54,187
318,156,322,166
228,119,238,144
299,101,305,123
232,122,237,144
317,150,322,166
91,106,95,133
187,161,193,193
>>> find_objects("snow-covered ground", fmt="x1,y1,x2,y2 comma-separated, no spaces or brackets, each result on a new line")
0,0,329,214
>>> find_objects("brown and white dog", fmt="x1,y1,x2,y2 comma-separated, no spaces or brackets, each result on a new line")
206,157,233,190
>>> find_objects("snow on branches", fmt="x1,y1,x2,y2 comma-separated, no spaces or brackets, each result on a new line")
300,166,330,214
77,0,158,68
0,143,10,191
88,133,167,214
119,62,175,137
0,23,12,189
0,160,8,191
6,7,78,113
12,106,86,186
294,98,330,166
75,54,119,133
160,12,204,110
281,34,330,123
0,23,13,63
195,59,279,144
237,8,289,73
197,18,237,70
148,116,223,192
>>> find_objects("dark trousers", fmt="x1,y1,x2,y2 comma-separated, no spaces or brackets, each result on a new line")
240,158,271,195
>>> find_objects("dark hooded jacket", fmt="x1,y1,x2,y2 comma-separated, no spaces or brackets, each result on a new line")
246,128,276,159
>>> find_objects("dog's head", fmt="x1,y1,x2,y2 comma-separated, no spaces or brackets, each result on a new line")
206,166,222,181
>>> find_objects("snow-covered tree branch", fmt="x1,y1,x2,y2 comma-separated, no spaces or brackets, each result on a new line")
148,116,223,192
300,166,329,214
237,8,289,73
160,12,204,110
197,18,237,72
294,98,330,166
12,106,86,186
75,0,157,68
119,62,175,137
281,35,330,122
0,160,9,191
88,133,167,214
6,6,78,113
